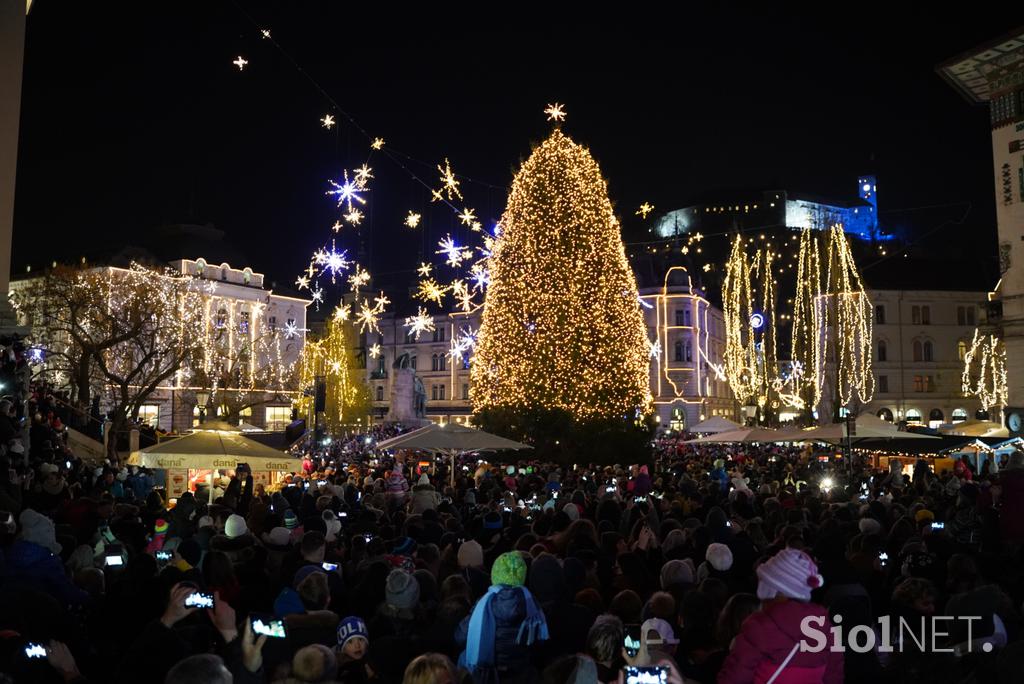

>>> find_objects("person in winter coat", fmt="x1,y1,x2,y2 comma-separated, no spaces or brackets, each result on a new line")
2,508,88,607
528,552,595,668
386,464,409,508
456,551,549,684
410,473,441,514
209,514,257,564
999,451,1024,547
717,548,843,684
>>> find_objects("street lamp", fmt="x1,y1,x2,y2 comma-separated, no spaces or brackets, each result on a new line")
196,390,209,425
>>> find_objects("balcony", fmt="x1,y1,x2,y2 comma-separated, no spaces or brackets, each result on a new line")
370,370,388,380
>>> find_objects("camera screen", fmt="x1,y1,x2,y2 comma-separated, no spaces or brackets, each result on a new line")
624,624,641,657
184,592,214,609
24,643,46,659
156,551,172,561
322,562,338,571
105,554,124,567
624,666,669,684
251,616,287,638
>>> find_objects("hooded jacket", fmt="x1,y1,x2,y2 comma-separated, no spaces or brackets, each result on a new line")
455,586,534,681
1,539,89,607
410,481,441,514
717,599,843,684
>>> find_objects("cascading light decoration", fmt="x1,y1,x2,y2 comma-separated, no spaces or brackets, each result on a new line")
788,227,823,411
822,225,874,408
962,329,1008,414
470,128,651,421
296,314,370,433
722,236,780,412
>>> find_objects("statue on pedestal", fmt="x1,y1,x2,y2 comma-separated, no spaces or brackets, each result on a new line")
387,353,427,424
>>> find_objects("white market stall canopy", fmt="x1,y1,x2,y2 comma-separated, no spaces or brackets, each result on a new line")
800,413,939,444
688,416,743,433
684,426,782,443
128,429,303,472
375,423,533,453
938,419,1008,439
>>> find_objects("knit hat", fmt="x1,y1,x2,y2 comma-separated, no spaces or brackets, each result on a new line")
284,509,299,529
154,519,169,536
386,569,420,611
291,645,337,683
39,462,58,477
706,543,733,572
322,511,341,542
914,509,935,524
528,553,566,604
491,551,527,587
197,515,215,529
177,538,202,567
662,528,687,554
336,616,369,648
265,527,291,547
482,511,503,531
224,514,248,539
859,518,882,535
18,508,61,554
756,548,823,602
392,537,417,557
457,540,484,569
661,559,695,588
293,564,326,589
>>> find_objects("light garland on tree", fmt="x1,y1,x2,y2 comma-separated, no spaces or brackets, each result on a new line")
789,227,822,411
296,317,370,433
470,128,651,421
962,329,1008,413
822,225,874,408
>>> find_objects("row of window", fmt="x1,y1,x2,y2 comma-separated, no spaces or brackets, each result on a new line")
374,353,470,374
877,339,973,363
374,384,470,402
875,375,936,394
874,304,976,326
403,327,448,344
137,404,290,430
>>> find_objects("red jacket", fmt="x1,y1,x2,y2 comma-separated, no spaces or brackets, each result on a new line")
718,599,843,684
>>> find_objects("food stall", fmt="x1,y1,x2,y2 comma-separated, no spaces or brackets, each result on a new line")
128,425,304,502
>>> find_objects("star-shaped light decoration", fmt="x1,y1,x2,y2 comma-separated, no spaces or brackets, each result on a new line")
451,280,475,312
332,220,343,233
405,212,422,228
261,29,271,39
434,158,463,201
636,202,655,219
310,285,324,308
681,246,689,255
355,299,384,333
326,170,367,212
321,114,336,129
649,339,662,360
469,263,490,291
333,303,352,322
449,326,478,362
416,279,447,305
702,263,711,272
437,235,465,267
348,267,370,292
295,275,310,290
344,209,364,225
403,307,436,340
373,292,391,311
544,102,567,122
692,232,704,242
284,321,302,339
368,343,382,359
458,207,477,226
417,262,433,277
471,221,482,232
233,56,249,71
354,164,373,187
370,137,385,150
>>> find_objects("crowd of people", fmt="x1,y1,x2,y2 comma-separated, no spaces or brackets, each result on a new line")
1,423,1024,683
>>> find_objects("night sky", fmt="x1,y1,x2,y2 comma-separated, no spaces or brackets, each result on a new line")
13,3,1024,295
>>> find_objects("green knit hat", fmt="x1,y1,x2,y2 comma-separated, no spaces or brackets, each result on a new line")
491,551,527,587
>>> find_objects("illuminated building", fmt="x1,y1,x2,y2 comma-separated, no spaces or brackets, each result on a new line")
650,176,887,242
939,28,1024,420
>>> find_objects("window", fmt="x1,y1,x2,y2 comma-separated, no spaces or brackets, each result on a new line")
675,309,686,326
967,307,975,326
405,330,416,344
411,356,417,370
913,375,924,392
878,375,888,393
906,409,922,423
877,340,887,362
438,385,445,400
684,341,693,362
265,407,291,431
438,354,447,372
923,341,933,362
268,316,277,332
958,340,967,361
927,376,936,392
952,408,968,422
239,311,250,334
242,267,252,285
195,258,207,275
957,306,966,326
137,405,159,428
431,385,437,401
463,383,470,400
921,306,930,325
432,327,446,343
913,340,922,362
875,305,886,325
376,386,384,402
431,354,438,371
684,309,691,326
674,340,684,362
377,357,386,374
912,306,920,325
461,355,470,370
216,307,228,329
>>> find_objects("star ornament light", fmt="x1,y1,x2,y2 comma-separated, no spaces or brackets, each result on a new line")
233,56,249,71
544,102,567,122
434,158,463,202
458,207,477,226
371,137,385,150
321,114,336,129
368,343,382,359
404,307,436,340
326,170,368,212
417,262,433,277
344,209,364,225
405,212,422,228
636,202,655,219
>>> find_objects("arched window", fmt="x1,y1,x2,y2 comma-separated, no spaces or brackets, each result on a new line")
242,267,252,285
376,386,384,402
877,340,887,362
929,408,944,422
216,307,227,329
952,408,968,422
912,340,922,362
411,356,417,370
957,340,967,361
906,409,922,423
877,408,894,422
438,354,447,371
195,258,207,275
684,341,693,362
674,340,684,362
430,354,437,371
923,341,933,362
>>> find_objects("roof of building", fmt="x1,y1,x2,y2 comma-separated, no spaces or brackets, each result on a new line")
936,26,1024,103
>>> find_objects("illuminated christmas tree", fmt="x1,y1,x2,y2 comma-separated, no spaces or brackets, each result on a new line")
471,129,651,455
296,314,371,435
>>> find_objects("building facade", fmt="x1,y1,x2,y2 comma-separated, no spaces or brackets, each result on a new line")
864,288,989,426
939,29,1024,409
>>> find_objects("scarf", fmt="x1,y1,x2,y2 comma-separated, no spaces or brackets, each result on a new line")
460,585,548,682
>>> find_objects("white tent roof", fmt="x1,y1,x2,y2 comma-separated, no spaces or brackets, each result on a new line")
688,416,743,433
938,419,1008,438
800,413,939,443
374,423,532,453
128,429,302,471
684,426,782,443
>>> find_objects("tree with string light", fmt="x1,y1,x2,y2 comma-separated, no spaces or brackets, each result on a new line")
471,125,652,461
962,329,1007,422
296,314,371,436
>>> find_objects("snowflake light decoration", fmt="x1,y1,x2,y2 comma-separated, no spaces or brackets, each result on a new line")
368,343,382,359
544,102,567,122
233,56,249,70
403,307,436,340
321,114,336,129
405,212,422,228
433,158,463,202
326,170,368,212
